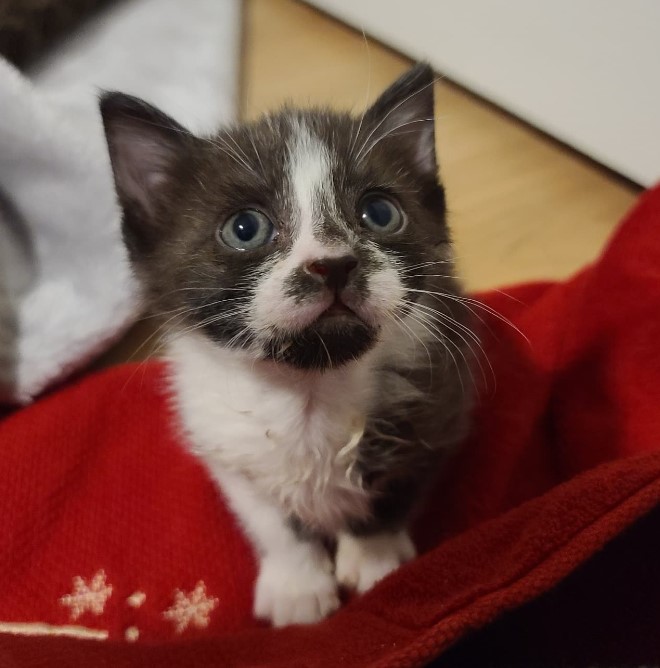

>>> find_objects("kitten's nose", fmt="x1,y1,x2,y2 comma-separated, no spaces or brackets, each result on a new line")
305,255,359,291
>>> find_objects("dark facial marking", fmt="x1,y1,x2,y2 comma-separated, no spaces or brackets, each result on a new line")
264,318,377,370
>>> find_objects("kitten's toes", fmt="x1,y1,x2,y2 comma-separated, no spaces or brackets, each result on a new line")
254,551,340,627
335,530,416,594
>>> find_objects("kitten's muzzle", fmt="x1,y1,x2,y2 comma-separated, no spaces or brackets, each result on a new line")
305,255,359,293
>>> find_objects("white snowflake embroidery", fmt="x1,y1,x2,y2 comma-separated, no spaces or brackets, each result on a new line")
126,591,146,609
60,570,113,621
163,581,218,634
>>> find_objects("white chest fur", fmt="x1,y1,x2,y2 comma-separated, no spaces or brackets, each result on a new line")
167,333,376,533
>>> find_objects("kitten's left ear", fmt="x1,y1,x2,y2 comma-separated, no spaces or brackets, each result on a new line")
362,63,437,178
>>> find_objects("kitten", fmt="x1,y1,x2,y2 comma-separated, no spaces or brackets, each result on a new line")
100,63,473,627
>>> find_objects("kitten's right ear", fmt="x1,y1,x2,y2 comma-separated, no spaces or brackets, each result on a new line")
100,92,192,250
362,63,437,180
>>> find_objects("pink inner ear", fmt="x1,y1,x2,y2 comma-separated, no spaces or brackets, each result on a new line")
414,124,436,176
145,171,168,189
112,128,174,216
371,101,436,178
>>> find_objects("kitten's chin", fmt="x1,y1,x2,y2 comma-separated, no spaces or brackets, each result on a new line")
264,316,378,370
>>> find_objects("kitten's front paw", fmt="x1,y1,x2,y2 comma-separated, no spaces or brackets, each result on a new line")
254,550,340,627
335,530,416,593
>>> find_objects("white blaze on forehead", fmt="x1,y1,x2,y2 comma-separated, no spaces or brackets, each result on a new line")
285,119,356,268
287,119,337,248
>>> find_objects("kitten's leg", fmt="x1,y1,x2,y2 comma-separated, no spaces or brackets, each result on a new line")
335,530,416,594
217,471,339,627
336,477,419,593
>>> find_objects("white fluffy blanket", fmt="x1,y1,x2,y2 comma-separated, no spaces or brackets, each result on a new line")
0,0,239,403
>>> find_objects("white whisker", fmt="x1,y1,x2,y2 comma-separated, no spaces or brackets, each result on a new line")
358,118,434,164
348,28,373,161
405,288,529,345
353,76,443,162
407,301,493,392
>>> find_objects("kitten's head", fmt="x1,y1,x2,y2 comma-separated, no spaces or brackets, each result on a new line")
101,64,457,370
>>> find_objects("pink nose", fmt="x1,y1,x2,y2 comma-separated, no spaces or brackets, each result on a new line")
305,255,359,291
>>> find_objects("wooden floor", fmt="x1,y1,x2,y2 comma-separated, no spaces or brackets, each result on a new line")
242,0,640,292
101,0,641,366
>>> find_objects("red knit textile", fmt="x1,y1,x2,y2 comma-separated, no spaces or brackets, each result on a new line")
1,185,659,666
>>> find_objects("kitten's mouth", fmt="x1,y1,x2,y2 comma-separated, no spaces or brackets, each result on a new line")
264,298,377,370
318,297,357,319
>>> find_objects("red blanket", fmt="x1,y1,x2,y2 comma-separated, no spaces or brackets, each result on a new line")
1,186,659,666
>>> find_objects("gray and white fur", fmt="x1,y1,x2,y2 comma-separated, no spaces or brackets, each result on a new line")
100,64,474,627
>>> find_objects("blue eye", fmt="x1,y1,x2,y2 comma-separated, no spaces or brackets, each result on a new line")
219,209,276,250
359,194,404,234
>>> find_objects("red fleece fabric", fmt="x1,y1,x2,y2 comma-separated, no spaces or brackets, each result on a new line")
0,186,659,666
